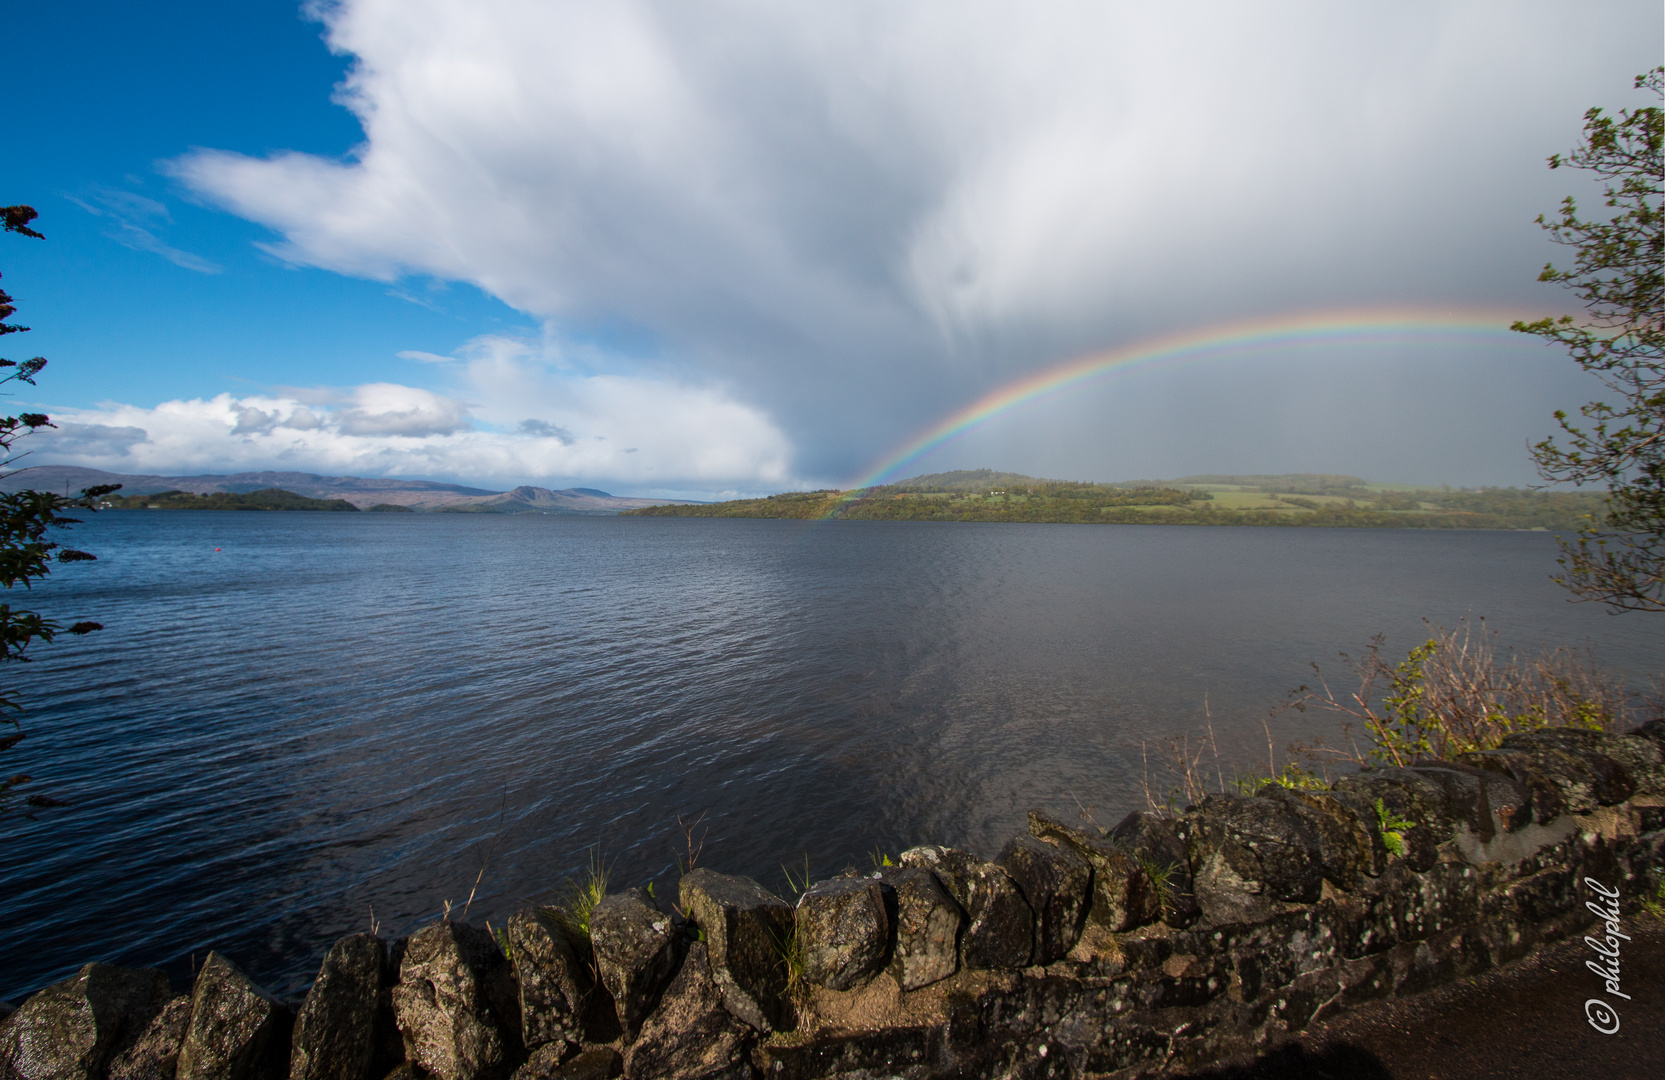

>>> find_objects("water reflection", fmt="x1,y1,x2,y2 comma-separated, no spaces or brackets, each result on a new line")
1,513,1654,1000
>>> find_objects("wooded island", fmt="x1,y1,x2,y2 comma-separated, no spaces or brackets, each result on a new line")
105,488,360,512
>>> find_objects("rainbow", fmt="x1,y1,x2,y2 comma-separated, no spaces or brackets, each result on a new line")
828,306,1546,511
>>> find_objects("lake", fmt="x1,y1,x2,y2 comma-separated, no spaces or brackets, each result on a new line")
1,511,1658,1001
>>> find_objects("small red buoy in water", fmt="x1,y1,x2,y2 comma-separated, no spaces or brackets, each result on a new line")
214,548,221,552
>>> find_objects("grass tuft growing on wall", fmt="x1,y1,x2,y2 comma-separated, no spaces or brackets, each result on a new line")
549,846,611,942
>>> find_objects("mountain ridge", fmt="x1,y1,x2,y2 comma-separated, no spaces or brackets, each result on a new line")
0,466,699,513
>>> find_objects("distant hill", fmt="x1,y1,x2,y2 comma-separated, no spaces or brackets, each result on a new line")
106,488,361,512
885,468,1070,492
0,465,698,514
625,470,1201,522
0,465,493,500
429,485,681,514
624,469,1608,530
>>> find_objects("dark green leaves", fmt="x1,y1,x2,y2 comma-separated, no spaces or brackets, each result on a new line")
0,206,43,240
1514,68,1664,611
0,204,112,821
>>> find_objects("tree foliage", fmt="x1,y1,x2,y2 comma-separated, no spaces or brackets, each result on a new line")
1513,68,1664,611
1,205,118,821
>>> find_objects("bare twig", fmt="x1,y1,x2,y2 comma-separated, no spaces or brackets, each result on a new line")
1204,704,1226,795
461,791,511,922
677,810,709,876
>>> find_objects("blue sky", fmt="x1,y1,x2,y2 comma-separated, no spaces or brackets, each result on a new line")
5,1,1661,495
5,1,537,404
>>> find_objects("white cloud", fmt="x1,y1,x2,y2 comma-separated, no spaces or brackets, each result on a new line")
166,0,1661,482
334,383,470,437
30,345,791,492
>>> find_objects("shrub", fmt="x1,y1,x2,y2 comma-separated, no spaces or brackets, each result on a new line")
1289,620,1635,767
1140,622,1645,811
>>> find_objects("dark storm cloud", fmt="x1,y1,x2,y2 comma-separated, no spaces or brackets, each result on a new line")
169,0,1663,487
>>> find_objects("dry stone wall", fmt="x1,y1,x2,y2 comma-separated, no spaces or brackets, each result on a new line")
4,722,1663,1080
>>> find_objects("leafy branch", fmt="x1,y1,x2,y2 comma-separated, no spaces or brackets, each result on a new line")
1513,68,1665,611
0,205,119,822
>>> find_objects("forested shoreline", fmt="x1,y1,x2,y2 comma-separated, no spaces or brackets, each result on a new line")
104,488,361,512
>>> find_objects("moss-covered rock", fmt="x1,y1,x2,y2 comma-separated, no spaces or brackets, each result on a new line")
0,963,170,1080
677,870,792,1032
289,934,385,1080
898,846,1033,970
390,922,519,1080
589,889,679,1039
177,952,292,1080
793,877,891,992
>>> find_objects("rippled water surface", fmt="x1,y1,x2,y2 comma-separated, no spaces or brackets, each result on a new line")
2,512,1658,999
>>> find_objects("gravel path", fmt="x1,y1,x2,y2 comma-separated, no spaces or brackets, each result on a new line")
1175,916,1664,1080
